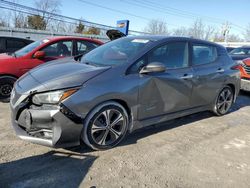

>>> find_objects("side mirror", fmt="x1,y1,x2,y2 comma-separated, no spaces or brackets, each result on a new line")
33,51,45,59
140,62,166,74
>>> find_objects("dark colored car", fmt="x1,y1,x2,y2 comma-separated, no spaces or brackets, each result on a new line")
229,46,250,61
226,47,235,53
0,36,33,53
0,36,103,102
10,36,241,150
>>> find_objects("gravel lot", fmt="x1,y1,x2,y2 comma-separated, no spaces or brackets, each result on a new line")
1,92,250,188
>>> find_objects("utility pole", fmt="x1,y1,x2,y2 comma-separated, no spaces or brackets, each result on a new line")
222,22,231,44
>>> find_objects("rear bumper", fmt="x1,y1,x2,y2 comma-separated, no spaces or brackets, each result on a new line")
10,104,83,148
241,79,250,92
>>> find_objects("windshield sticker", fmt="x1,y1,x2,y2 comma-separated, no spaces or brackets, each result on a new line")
131,39,149,43
42,39,50,43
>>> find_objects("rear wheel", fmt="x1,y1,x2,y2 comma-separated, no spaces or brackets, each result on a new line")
0,76,16,103
213,86,234,116
82,102,129,150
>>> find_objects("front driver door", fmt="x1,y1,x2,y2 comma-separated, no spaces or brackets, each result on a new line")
19,40,73,76
138,41,194,120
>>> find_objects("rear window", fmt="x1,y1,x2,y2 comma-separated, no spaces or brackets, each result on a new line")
192,44,218,65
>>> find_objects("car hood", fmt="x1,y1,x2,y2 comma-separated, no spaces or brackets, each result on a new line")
16,61,110,94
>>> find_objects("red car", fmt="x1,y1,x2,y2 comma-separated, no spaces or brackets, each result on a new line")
0,36,103,102
239,58,250,92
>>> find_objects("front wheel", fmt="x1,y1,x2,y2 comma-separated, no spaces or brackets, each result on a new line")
82,102,129,150
213,86,234,116
0,76,16,103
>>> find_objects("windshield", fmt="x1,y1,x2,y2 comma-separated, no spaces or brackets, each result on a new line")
14,39,50,57
81,37,152,66
230,48,250,55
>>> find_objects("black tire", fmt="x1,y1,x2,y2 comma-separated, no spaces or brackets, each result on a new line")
213,86,234,116
0,76,16,103
82,101,129,150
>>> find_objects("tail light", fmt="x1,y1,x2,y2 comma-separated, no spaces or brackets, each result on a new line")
231,60,244,70
231,64,242,70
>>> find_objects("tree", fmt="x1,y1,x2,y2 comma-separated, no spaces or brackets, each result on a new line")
0,13,7,27
172,27,189,36
84,27,101,35
75,21,85,34
27,15,46,30
144,19,170,35
187,19,216,40
14,13,28,28
188,19,205,39
244,24,250,42
227,34,243,42
34,0,61,29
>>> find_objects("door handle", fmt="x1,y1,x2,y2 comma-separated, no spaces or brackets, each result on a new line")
180,74,193,79
216,68,224,73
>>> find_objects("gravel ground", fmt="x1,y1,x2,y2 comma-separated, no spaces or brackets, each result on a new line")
1,92,250,188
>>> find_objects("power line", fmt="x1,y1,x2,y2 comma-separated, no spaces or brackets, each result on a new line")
134,0,247,31
0,0,151,35
77,0,152,22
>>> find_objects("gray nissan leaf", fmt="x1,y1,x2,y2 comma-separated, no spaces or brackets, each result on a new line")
10,35,241,150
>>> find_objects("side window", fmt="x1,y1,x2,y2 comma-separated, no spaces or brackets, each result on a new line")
192,44,218,65
148,42,189,69
6,39,26,49
128,57,147,74
42,41,73,57
76,40,99,55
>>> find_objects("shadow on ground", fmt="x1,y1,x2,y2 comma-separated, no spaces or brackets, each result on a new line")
0,151,97,188
69,93,250,153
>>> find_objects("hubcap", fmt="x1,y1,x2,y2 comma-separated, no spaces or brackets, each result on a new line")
216,88,233,114
0,84,13,97
91,109,126,146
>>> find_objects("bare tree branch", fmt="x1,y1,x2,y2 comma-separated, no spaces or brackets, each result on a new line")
144,19,170,35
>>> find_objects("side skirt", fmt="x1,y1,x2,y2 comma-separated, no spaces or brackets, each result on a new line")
130,105,210,132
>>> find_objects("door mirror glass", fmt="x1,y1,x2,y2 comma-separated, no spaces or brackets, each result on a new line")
33,51,45,59
140,62,166,74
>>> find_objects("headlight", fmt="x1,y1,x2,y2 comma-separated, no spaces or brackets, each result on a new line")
32,89,78,105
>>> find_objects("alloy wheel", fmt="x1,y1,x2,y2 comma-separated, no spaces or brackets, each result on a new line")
216,87,233,115
90,109,126,146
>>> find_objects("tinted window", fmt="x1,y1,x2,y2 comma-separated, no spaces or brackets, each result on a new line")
230,48,250,55
6,39,26,49
76,40,99,55
192,44,218,65
148,42,189,69
42,41,72,57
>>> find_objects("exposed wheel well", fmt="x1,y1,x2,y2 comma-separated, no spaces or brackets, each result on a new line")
226,83,236,101
0,74,18,80
112,99,131,119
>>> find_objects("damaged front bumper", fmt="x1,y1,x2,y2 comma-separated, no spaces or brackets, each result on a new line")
10,98,83,148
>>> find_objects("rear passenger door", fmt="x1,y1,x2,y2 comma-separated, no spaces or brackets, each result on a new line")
190,43,225,107
74,40,100,56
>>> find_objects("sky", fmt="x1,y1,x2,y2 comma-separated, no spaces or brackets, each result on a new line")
17,0,250,36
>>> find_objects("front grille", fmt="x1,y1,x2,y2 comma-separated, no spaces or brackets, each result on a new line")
243,64,250,75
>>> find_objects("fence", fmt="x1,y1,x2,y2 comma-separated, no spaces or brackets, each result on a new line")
0,26,109,41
